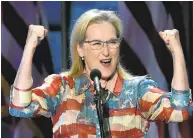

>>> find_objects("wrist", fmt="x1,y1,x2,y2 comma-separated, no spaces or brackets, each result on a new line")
25,43,36,50
13,85,32,91
21,46,36,62
171,47,184,58
24,45,36,54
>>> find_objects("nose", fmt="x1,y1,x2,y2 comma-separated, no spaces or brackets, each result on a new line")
101,43,110,57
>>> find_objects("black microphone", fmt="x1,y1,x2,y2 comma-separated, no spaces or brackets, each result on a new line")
90,69,102,93
90,69,106,138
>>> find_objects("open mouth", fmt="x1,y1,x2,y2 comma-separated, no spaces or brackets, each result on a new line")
100,59,112,65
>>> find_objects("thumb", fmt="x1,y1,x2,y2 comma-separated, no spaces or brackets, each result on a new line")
159,31,164,39
44,29,48,37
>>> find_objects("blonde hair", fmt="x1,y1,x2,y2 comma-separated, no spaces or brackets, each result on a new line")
67,9,133,80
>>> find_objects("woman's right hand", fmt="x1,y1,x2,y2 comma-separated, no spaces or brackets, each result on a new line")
25,25,48,49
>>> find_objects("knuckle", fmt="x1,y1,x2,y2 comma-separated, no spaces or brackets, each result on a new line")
38,25,44,29
29,24,34,29
39,25,44,29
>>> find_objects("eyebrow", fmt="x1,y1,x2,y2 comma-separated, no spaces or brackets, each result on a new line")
85,38,118,42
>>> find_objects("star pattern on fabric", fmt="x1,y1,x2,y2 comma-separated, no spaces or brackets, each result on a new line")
23,108,31,114
184,101,188,106
84,118,92,124
124,90,130,95
78,117,92,124
147,85,154,90
89,104,96,110
130,90,134,95
173,99,181,106
23,104,39,114
72,93,85,103
81,83,89,92
11,72,192,137
112,96,119,101
123,86,134,95
120,104,127,109
129,101,135,108
120,99,130,109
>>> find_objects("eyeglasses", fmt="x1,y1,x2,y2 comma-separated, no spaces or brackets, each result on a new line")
83,38,121,50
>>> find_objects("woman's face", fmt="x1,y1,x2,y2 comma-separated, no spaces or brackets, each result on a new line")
77,22,120,80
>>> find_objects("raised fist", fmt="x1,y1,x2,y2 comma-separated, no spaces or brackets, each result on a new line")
159,29,182,54
25,25,48,48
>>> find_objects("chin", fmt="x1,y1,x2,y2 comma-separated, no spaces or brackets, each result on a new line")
101,75,110,80
101,70,115,80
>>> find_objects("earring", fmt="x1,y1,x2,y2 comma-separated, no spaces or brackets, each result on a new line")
81,56,84,60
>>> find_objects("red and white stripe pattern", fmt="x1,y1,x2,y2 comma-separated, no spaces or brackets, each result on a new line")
118,1,189,138
9,72,192,138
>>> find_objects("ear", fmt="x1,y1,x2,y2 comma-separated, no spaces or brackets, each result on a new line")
76,44,84,57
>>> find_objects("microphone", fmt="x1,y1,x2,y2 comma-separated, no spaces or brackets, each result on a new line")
90,69,102,93
90,69,106,138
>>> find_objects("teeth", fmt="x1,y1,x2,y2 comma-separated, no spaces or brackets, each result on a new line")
101,59,111,63
103,60,110,62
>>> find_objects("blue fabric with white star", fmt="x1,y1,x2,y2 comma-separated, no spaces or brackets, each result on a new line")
170,88,191,110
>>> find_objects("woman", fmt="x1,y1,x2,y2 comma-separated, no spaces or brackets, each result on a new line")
9,9,192,138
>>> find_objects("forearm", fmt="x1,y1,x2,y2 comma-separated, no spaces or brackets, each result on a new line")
9,25,48,115
171,48,189,90
12,46,36,106
14,46,35,89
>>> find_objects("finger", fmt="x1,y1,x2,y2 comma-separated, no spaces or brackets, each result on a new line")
172,29,178,33
36,31,44,40
38,36,44,41
44,29,48,36
38,29,47,40
159,31,163,36
159,31,167,40
166,40,170,45
164,30,170,33
164,29,177,36
159,31,170,45
172,29,179,36
159,31,164,38
29,24,34,29
165,30,175,37
36,25,44,30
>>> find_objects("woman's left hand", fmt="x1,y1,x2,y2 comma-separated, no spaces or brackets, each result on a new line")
159,29,182,55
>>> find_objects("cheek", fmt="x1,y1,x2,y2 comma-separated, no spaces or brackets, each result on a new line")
85,50,100,59
111,50,119,67
111,49,119,59
84,50,100,66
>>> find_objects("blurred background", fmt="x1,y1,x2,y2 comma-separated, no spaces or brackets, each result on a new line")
1,1,193,138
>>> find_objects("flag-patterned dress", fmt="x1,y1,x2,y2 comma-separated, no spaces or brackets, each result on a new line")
9,73,193,138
